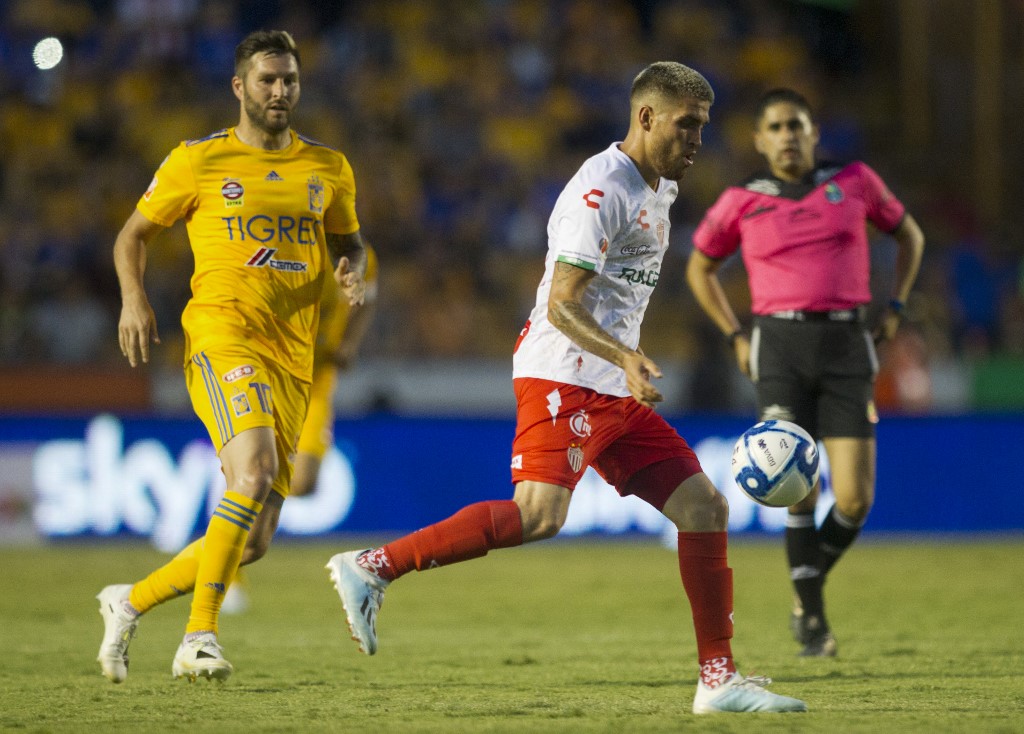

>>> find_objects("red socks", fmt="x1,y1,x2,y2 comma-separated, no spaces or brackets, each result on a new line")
678,531,736,686
363,501,523,582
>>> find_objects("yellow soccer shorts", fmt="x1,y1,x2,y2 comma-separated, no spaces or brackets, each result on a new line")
296,363,339,460
185,347,310,498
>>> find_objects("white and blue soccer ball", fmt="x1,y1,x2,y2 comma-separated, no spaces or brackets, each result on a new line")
731,420,819,508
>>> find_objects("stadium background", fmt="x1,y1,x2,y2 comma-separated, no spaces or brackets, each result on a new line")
1,0,1022,544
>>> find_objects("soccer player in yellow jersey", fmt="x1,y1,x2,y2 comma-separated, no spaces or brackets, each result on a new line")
224,245,378,613
96,29,368,683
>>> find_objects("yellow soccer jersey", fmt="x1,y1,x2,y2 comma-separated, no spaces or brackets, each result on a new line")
315,243,379,368
137,127,360,382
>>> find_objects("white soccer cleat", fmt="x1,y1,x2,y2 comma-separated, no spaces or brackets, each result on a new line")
692,672,808,714
171,632,233,682
96,584,139,684
325,550,389,655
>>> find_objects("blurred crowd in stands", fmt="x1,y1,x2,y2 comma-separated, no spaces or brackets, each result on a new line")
1,0,1023,413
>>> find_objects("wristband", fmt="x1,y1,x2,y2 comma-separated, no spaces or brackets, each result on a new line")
888,299,905,314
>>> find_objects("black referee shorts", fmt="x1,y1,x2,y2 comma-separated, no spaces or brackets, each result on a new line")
750,314,879,439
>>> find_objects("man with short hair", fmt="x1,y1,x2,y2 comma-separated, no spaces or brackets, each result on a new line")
328,62,806,715
686,88,924,657
97,29,367,683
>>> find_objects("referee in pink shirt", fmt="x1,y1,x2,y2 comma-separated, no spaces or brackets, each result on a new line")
686,88,925,657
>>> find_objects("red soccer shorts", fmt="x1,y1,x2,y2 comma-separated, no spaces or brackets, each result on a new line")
510,377,703,507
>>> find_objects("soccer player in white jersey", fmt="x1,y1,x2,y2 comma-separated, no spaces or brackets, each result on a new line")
326,62,807,715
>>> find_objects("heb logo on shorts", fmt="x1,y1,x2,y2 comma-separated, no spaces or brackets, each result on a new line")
223,364,255,383
245,247,309,272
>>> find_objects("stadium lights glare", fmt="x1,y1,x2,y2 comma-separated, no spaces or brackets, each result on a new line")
32,37,64,70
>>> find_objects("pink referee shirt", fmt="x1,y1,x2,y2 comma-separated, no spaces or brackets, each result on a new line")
692,161,905,314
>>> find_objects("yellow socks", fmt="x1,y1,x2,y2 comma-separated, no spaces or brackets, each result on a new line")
186,490,262,635
128,538,204,614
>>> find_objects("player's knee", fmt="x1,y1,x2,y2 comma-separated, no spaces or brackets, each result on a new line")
662,481,729,532
513,484,570,542
836,496,871,524
524,518,562,542
241,531,271,565
231,465,276,501
690,489,729,530
289,478,314,497
518,507,565,542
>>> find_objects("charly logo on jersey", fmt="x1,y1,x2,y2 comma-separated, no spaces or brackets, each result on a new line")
632,211,666,248
569,410,592,438
221,178,244,208
307,174,324,214
824,181,844,203
245,246,309,272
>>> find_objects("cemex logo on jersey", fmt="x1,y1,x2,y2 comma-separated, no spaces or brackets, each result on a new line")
245,247,309,272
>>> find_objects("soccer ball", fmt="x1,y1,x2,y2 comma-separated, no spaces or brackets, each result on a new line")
731,420,819,507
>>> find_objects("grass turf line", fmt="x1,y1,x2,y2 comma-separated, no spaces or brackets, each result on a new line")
0,538,1021,733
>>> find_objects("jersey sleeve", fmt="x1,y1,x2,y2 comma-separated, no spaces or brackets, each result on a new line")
856,162,905,233
551,183,624,275
692,188,743,259
323,154,360,236
135,143,197,227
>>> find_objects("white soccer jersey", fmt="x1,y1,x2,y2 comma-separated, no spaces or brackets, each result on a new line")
512,143,678,396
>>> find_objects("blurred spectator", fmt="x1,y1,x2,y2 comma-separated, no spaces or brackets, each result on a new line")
2,0,1022,414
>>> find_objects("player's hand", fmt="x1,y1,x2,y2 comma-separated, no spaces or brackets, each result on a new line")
733,334,752,378
118,294,160,367
623,351,664,408
872,310,901,345
334,256,366,306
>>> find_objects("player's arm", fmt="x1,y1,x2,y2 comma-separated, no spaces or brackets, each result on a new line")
547,261,663,408
113,209,166,367
327,231,367,306
685,248,750,377
334,281,376,370
875,213,925,344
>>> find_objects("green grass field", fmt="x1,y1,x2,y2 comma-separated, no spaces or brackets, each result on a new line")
1,537,1022,733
